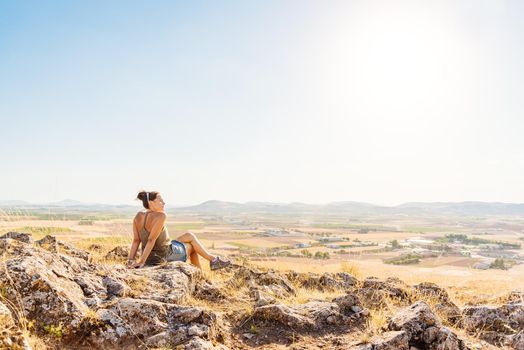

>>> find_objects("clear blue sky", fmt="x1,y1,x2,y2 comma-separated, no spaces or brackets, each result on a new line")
1,0,523,206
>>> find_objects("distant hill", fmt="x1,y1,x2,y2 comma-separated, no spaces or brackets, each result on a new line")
0,200,31,206
48,199,92,207
397,201,524,215
2,198,524,216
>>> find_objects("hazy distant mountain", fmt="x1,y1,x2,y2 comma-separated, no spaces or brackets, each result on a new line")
176,200,524,216
47,199,91,207
397,201,524,215
176,200,384,215
2,198,524,216
0,200,31,206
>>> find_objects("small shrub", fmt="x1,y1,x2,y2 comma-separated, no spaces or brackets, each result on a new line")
42,322,64,339
384,253,421,265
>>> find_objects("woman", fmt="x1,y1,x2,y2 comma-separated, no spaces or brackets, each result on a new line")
127,191,231,270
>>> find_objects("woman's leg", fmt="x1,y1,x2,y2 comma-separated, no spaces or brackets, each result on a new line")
177,232,215,262
189,251,201,269
181,242,201,268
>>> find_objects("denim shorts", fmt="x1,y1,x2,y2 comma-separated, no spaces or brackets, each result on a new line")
166,240,187,262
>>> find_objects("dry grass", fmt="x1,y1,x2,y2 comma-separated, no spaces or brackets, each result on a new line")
279,285,345,305
126,275,150,298
1,263,50,349
356,293,402,344
340,261,363,279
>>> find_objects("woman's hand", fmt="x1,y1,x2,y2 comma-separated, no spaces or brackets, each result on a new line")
127,261,145,269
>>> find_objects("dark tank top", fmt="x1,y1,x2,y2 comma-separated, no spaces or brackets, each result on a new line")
139,211,170,265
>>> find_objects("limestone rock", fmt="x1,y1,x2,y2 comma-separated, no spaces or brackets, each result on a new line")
388,301,441,342
371,330,410,350
195,281,229,303
102,276,129,297
104,246,129,260
34,235,58,252
0,238,90,331
58,240,91,261
462,304,524,334
0,231,33,244
288,271,358,291
250,288,276,307
388,302,472,350
252,304,315,329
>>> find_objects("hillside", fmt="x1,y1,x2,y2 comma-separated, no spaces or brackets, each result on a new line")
4,199,524,217
1,232,523,349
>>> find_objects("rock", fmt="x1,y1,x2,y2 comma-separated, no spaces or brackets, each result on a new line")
290,272,358,291
184,337,216,349
2,233,519,350
0,238,90,331
412,282,461,324
58,240,91,261
88,243,103,252
0,236,204,349
104,246,129,260
74,274,106,298
234,268,296,297
35,234,58,253
504,290,524,304
332,293,361,315
510,331,524,349
252,300,361,330
363,277,410,300
102,276,129,297
255,271,295,295
422,326,440,343
130,262,202,304
427,326,471,350
388,302,474,350
252,304,315,329
355,277,411,310
0,231,33,244
144,331,169,347
187,324,209,337
462,304,524,334
336,272,359,287
413,282,450,300
251,288,276,307
355,287,390,309
371,330,410,350
388,301,441,342
167,305,224,347
299,301,343,326
109,298,171,335
195,281,229,303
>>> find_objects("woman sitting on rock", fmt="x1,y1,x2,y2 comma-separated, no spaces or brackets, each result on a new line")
127,191,231,270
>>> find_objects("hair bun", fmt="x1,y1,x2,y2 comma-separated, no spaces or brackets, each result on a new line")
137,191,147,201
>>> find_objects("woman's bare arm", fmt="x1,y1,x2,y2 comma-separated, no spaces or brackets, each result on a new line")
135,212,166,267
127,216,141,266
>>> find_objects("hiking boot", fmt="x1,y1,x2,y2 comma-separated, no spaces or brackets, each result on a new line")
210,256,231,270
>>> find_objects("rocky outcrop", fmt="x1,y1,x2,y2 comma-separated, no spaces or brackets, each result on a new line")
104,246,128,260
387,301,473,350
462,303,524,345
0,234,208,349
287,271,358,291
1,232,523,350
0,231,33,244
